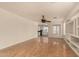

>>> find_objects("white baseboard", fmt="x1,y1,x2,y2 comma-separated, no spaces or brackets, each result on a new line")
0,36,37,50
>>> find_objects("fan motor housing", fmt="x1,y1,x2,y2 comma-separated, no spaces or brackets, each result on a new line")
41,19,46,23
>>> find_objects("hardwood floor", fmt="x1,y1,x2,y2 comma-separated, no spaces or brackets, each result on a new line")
0,37,77,57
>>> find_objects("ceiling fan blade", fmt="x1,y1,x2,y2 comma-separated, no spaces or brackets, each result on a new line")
46,21,51,22
41,15,51,23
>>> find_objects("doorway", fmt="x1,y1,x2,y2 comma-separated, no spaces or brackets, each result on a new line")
38,25,48,37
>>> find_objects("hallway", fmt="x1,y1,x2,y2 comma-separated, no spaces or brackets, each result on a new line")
0,37,77,57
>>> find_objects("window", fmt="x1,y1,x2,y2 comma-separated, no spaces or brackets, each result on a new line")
52,25,60,35
42,26,48,36
53,26,57,34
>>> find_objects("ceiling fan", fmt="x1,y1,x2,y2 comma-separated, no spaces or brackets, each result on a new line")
41,15,51,23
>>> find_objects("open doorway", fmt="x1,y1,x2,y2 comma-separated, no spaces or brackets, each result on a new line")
38,25,48,37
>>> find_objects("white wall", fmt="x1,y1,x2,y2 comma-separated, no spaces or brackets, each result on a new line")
66,3,79,20
0,8,38,49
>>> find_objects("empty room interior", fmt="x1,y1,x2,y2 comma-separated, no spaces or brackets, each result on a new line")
0,2,79,57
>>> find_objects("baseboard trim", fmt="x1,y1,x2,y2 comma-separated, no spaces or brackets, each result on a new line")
0,37,37,50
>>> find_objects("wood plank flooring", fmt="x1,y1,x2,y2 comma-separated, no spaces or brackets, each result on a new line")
0,37,77,57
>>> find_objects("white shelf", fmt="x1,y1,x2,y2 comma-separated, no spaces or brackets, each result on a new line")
64,33,79,56
65,39,79,56
69,43,79,56
66,33,79,38
70,40,79,49
64,34,79,56
70,34,79,38
67,34,79,48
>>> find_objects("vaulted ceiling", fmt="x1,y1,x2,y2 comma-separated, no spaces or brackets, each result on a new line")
0,2,78,22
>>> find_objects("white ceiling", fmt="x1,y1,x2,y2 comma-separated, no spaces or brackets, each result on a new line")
0,2,78,22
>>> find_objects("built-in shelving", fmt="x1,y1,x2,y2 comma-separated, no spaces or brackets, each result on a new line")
69,42,79,56
65,37,79,56
70,37,79,49
70,34,79,38
65,13,79,56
